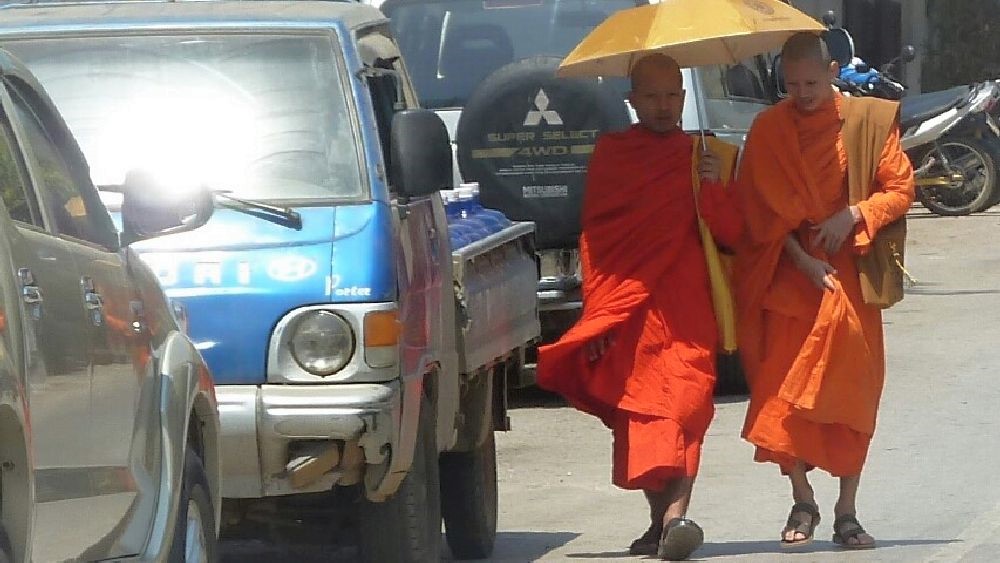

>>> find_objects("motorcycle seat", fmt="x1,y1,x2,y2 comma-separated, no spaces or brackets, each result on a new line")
900,85,971,130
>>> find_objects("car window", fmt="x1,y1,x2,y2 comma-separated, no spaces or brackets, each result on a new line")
359,30,414,190
696,58,774,133
0,111,41,227
368,71,402,178
7,83,117,248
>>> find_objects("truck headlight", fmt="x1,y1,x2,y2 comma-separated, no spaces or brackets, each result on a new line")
288,311,354,376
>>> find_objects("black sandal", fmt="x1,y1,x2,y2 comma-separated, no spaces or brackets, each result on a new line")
657,518,704,561
832,514,876,550
628,522,663,556
780,502,820,548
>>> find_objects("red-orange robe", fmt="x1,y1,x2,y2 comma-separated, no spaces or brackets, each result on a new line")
536,126,741,491
734,95,915,477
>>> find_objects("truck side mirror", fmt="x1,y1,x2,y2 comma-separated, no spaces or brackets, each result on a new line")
390,109,453,198
119,169,214,246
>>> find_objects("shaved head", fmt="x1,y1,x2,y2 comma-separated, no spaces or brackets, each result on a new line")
781,32,832,64
780,32,839,113
629,53,682,91
628,54,685,134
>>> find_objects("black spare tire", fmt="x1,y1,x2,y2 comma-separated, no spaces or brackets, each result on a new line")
456,56,632,250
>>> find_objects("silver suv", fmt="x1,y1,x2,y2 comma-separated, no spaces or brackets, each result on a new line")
0,49,220,562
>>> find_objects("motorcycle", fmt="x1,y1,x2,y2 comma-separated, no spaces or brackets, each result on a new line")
821,13,1000,216
902,82,1000,215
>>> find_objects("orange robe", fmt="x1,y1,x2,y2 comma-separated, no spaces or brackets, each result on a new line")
734,96,915,477
536,126,741,490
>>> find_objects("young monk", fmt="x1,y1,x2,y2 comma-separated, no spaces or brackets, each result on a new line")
734,33,915,549
536,53,742,561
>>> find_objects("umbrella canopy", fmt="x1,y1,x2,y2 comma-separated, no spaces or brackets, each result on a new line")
557,0,825,78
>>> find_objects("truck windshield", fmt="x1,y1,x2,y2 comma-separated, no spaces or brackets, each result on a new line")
5,33,364,201
382,0,637,109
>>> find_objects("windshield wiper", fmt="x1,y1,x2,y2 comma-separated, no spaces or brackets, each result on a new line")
214,192,303,230
97,184,303,230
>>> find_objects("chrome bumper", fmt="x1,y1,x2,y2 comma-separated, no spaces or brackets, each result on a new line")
216,382,402,498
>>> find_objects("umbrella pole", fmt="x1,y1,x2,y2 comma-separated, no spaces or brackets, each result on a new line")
689,67,710,151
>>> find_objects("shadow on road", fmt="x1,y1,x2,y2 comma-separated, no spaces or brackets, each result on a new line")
565,549,633,559
464,531,580,561
694,537,958,558
222,529,581,562
510,387,749,410
905,287,1000,296
220,538,356,562
564,538,958,560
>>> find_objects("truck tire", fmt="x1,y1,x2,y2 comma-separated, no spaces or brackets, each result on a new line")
358,396,441,563
456,56,632,250
440,430,498,559
168,446,218,563
915,135,998,216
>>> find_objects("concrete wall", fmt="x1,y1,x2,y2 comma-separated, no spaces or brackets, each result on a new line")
901,0,928,93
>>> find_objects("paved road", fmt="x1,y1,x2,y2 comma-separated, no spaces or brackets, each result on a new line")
222,208,1000,561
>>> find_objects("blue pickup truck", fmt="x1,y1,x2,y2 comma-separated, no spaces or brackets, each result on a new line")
0,1,540,560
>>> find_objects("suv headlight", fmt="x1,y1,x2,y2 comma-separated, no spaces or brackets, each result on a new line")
288,311,354,376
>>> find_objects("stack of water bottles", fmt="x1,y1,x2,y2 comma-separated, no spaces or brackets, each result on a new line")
444,182,512,250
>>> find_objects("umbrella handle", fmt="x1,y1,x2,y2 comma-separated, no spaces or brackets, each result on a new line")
689,67,710,151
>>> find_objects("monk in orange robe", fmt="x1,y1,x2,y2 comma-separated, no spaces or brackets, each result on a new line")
536,54,742,561
734,33,914,550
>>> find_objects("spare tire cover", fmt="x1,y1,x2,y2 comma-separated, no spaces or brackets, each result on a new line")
456,56,632,250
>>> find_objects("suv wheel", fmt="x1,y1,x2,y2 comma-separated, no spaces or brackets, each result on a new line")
169,446,217,563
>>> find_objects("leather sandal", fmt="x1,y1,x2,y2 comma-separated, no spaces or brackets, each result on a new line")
657,517,704,561
628,522,662,556
832,514,876,550
780,502,820,548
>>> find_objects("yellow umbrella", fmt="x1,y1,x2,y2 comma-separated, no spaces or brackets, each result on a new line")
557,0,825,78
559,0,823,147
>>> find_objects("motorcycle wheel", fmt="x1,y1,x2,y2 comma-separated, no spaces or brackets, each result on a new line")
979,135,1000,210
915,136,998,216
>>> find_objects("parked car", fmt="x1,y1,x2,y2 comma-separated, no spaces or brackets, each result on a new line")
0,2,540,560
0,49,220,562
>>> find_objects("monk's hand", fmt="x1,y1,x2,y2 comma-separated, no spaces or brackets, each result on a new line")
698,148,722,183
812,206,862,254
797,255,838,291
586,333,615,363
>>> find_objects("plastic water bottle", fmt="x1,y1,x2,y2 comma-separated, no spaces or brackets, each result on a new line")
462,182,512,231
455,187,493,240
442,191,472,249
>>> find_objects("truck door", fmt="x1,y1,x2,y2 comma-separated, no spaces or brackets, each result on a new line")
360,30,446,379
358,28,456,448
